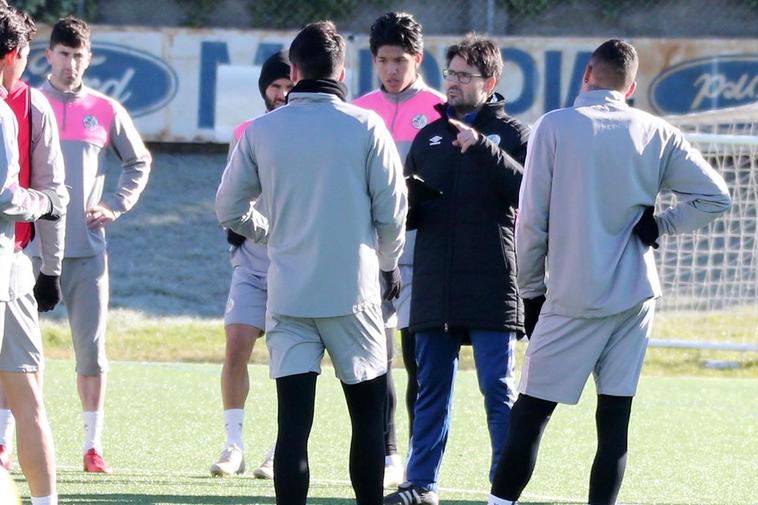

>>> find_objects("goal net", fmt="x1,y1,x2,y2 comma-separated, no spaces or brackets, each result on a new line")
654,103,758,353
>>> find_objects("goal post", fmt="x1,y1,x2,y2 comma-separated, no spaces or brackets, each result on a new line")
652,103,758,353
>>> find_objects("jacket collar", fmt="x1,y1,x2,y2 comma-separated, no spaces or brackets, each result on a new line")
434,92,507,129
573,89,628,108
41,77,88,101
287,79,348,104
379,75,429,103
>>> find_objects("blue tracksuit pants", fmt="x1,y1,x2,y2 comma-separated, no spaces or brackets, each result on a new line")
405,328,517,491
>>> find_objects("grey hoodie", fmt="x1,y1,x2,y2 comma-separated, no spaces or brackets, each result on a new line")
517,89,731,318
216,91,407,318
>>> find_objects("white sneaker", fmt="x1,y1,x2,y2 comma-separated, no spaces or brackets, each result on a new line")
252,445,275,479
383,455,405,489
210,445,245,476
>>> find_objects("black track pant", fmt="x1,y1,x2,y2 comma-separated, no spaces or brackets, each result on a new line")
588,395,633,505
274,372,387,505
490,394,633,505
400,328,418,441
490,394,557,500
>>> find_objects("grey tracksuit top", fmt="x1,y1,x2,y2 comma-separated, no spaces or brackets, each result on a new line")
30,80,151,258
26,88,69,277
9,87,70,301
517,89,731,318
0,93,57,301
216,91,407,318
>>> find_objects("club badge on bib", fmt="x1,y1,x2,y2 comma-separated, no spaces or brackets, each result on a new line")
83,115,99,130
412,114,428,129
486,134,501,145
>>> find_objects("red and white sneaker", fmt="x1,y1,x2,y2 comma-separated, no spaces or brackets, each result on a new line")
0,444,12,471
83,448,111,473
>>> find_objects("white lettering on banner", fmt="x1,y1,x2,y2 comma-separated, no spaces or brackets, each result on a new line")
85,55,135,103
691,73,758,110
26,50,135,104
22,27,758,142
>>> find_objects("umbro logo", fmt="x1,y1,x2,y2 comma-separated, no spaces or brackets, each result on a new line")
429,135,443,146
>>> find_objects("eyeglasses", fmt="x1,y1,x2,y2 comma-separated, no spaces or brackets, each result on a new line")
442,68,485,84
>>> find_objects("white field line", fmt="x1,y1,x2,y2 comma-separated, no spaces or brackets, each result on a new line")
53,465,591,503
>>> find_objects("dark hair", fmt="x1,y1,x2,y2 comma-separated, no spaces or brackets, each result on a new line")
289,21,345,80
50,16,90,49
589,39,638,90
0,7,30,58
446,33,502,80
13,8,36,43
369,12,423,56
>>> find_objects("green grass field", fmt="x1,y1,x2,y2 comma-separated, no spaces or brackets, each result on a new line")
9,360,758,504
37,309,758,378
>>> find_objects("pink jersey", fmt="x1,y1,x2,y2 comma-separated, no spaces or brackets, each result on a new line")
38,80,151,258
353,77,444,163
354,76,444,266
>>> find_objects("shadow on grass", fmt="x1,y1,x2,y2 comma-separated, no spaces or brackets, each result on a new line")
58,496,483,504
58,496,588,505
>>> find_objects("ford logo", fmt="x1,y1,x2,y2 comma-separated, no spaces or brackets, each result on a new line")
25,42,178,118
649,54,758,114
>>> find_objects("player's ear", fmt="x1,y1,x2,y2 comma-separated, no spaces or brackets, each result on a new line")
583,64,592,83
484,75,497,95
625,81,637,99
337,66,346,82
414,51,423,66
290,63,300,84
580,64,593,92
4,47,18,68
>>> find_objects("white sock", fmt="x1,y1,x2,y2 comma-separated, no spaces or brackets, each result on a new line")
385,454,401,466
487,494,515,505
82,411,104,454
0,409,15,448
223,409,244,449
31,495,57,505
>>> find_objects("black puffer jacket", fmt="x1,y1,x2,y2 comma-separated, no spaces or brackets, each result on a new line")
406,94,529,336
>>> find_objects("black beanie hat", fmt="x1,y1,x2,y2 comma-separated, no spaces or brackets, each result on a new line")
258,51,291,98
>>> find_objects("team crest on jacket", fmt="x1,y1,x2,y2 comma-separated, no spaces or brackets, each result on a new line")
83,115,99,130
486,134,501,145
412,114,428,129
429,135,443,146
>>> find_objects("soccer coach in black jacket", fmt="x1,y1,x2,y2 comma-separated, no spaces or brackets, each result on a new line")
384,34,529,505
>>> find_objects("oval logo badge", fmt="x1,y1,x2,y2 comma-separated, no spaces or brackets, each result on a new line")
649,54,758,114
26,42,178,118
412,114,428,129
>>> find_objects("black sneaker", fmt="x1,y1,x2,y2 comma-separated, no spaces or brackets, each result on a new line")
383,482,439,505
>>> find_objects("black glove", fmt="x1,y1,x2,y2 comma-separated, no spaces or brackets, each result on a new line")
39,189,63,221
33,272,62,312
633,206,659,249
381,267,402,301
523,295,546,339
226,228,246,247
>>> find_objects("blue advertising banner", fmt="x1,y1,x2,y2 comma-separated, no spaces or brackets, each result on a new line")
23,26,758,142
